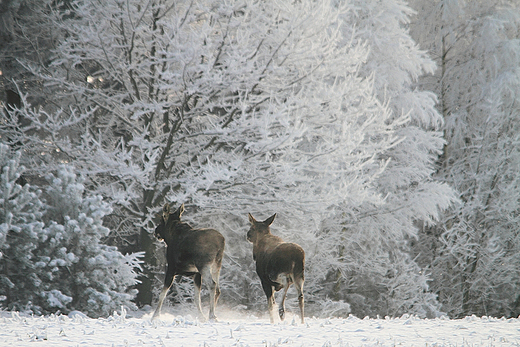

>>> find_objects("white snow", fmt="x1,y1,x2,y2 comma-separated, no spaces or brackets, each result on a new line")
2,309,519,346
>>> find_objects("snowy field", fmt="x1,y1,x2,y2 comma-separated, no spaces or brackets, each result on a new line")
2,308,520,347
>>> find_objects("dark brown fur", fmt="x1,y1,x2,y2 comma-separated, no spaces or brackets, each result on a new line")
152,203,225,321
247,213,305,323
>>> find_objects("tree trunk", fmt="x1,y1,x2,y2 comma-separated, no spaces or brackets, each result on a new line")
135,189,158,307
461,255,478,317
135,227,156,307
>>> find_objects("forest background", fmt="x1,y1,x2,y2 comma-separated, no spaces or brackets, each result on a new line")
1,0,519,320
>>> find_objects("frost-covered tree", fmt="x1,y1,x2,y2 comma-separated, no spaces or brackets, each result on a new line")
2,0,455,317
0,145,141,316
0,0,58,107
35,166,143,317
409,0,520,317
292,0,455,318
0,144,46,312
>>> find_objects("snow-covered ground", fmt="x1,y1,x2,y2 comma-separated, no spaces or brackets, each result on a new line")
2,308,520,346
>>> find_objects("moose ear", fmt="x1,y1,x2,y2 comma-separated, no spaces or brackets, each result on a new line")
178,203,185,217
264,213,276,226
172,203,185,220
162,203,171,221
248,213,257,224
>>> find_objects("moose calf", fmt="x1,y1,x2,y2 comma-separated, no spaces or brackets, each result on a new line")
247,213,305,323
152,203,225,321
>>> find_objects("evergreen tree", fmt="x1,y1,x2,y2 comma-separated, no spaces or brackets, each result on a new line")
0,144,46,313
36,166,143,317
0,145,142,316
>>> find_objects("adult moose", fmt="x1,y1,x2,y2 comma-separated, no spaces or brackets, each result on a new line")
247,213,305,323
152,203,225,321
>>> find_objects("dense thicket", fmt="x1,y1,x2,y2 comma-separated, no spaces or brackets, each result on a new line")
1,0,518,319
408,0,520,318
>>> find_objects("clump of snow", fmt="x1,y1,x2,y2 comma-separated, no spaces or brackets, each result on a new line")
1,309,519,346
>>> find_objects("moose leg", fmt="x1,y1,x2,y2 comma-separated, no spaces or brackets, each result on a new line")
294,276,305,324
261,279,277,323
197,268,218,322
193,273,204,320
279,281,290,321
152,273,176,320
214,279,221,306
208,264,221,321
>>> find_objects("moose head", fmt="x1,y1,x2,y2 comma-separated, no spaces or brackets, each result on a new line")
247,213,276,244
155,203,185,242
